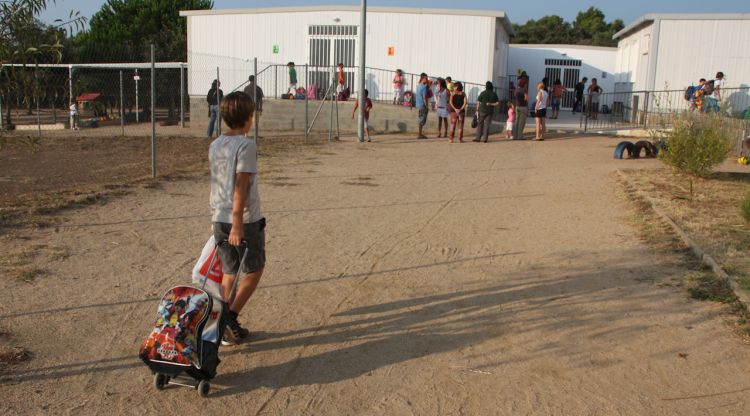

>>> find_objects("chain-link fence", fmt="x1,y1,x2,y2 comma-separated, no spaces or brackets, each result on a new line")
579,87,750,132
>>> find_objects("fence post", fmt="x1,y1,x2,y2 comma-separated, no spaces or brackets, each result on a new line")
180,63,185,128
35,63,41,138
68,64,73,129
643,91,650,128
151,44,156,179
135,68,140,123
216,67,221,137
253,57,258,140
274,66,278,99
329,67,334,143
305,64,309,144
120,70,124,136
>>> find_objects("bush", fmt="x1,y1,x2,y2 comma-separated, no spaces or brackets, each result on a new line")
741,192,750,222
657,114,734,177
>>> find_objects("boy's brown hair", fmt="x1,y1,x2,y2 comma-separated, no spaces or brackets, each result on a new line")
220,91,255,129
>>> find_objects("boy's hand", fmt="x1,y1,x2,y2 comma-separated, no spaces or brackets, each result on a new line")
228,225,244,247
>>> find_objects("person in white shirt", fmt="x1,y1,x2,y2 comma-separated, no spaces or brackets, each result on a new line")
534,82,549,141
706,71,724,113
69,102,79,130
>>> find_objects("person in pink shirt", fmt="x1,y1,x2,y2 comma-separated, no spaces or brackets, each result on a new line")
392,69,404,105
506,101,515,139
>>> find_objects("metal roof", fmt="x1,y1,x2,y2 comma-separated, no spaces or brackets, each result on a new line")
179,6,514,35
614,13,750,40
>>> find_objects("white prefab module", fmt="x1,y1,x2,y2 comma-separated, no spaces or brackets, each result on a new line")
614,14,750,93
179,6,513,104
508,44,617,110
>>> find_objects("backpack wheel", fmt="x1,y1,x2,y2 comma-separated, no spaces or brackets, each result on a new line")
153,373,167,390
198,380,210,397
614,141,635,159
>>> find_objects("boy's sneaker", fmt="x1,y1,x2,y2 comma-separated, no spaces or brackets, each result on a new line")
221,315,250,346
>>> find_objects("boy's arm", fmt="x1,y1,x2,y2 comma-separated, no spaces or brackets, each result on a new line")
229,172,252,246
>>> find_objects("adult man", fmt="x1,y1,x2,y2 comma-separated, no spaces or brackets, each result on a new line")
473,81,500,143
243,75,264,118
573,77,587,114
416,73,429,139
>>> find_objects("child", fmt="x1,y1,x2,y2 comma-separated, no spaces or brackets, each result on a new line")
435,78,450,138
208,91,266,345
336,63,345,95
506,101,515,139
69,102,79,130
449,82,468,143
287,62,297,95
352,89,373,142
392,69,404,105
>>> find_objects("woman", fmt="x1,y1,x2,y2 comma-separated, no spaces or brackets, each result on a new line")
587,78,602,120
435,78,450,138
393,69,405,105
513,75,529,140
449,82,468,143
551,79,564,119
534,82,548,141
206,79,223,138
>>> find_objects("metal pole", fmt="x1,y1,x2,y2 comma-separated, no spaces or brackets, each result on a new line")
35,64,40,137
274,66,278,99
216,67,221,136
151,44,156,179
305,64,309,144
180,63,185,128
330,68,334,143
68,65,73,129
120,70,124,136
135,68,140,123
358,0,367,143
253,57,258,140
335,86,340,140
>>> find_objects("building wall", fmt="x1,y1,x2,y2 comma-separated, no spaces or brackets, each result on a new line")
509,45,617,107
614,23,653,92
654,20,750,91
186,10,506,98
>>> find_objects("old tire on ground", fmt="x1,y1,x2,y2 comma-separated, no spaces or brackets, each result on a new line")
634,141,657,158
614,141,635,159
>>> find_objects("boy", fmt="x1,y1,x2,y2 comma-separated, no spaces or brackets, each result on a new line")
209,91,266,345
352,89,373,142
287,62,297,95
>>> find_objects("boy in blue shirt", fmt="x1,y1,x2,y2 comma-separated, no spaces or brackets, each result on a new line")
416,73,429,139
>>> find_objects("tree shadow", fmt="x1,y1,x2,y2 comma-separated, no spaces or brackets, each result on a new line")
210,256,713,397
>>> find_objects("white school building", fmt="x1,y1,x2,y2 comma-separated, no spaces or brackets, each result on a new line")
613,13,750,93
179,6,514,109
508,44,617,110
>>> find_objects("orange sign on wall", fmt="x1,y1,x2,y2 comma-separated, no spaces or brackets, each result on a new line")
387,46,395,56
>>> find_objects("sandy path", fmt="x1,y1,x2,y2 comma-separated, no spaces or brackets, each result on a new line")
2,134,750,415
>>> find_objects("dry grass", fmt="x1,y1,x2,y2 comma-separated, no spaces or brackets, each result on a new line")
618,167,750,336
0,346,32,368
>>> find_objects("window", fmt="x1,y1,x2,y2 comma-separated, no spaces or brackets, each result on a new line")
309,25,358,37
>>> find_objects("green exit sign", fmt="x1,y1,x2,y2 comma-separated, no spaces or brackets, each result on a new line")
272,45,280,54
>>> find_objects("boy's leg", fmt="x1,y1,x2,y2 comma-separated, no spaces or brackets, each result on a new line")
449,112,457,140
229,268,264,313
458,113,465,141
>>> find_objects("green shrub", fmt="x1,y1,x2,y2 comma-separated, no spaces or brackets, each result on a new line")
657,114,734,177
741,192,750,222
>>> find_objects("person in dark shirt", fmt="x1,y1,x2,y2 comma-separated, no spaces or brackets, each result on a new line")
473,81,500,143
573,77,587,114
243,75,264,117
513,75,529,140
206,79,224,138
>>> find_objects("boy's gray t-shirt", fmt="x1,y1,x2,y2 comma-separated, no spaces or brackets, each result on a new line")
209,134,262,224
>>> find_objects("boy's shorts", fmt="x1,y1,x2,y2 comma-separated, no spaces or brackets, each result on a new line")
212,219,266,275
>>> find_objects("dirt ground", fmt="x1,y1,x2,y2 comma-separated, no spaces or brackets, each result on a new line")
2,131,750,415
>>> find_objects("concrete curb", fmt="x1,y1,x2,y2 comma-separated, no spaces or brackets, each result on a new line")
616,170,750,309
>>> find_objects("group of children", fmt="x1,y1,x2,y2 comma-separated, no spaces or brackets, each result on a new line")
686,71,725,113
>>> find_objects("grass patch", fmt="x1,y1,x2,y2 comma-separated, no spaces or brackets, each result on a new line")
687,272,750,336
15,267,45,283
342,176,378,187
0,347,32,367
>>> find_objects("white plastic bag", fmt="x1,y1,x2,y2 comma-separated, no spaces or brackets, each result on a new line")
191,236,224,300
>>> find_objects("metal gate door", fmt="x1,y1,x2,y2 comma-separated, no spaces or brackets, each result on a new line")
544,58,581,109
308,25,357,99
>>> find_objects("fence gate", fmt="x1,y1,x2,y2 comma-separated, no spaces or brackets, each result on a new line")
544,58,581,109
308,25,357,99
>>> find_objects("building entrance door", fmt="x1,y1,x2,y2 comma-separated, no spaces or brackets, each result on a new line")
308,25,358,99
544,58,581,110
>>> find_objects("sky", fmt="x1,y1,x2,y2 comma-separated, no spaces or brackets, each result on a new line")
39,0,750,31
